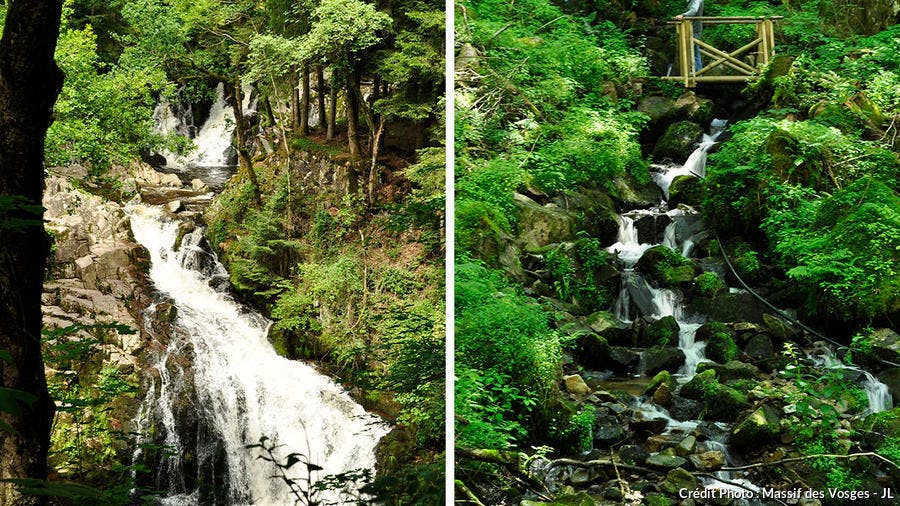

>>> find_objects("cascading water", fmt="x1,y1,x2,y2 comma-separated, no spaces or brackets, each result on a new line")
652,118,728,198
809,351,893,414
129,205,387,505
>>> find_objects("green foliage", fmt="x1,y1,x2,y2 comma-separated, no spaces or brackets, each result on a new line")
298,0,392,71
694,272,725,298
545,237,615,310
456,262,562,448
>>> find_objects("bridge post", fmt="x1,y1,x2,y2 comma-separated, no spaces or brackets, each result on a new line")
675,19,695,87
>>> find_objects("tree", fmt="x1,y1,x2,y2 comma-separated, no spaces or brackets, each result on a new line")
0,1,64,504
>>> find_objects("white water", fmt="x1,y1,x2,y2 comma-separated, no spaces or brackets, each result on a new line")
130,205,387,505
652,119,728,198
808,352,893,414
154,83,257,168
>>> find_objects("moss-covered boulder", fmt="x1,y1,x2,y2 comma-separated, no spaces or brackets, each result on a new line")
553,188,620,244
611,174,664,211
513,193,577,252
675,91,714,125
638,96,678,124
730,405,781,451
575,332,611,369
653,121,703,162
640,346,686,376
705,385,749,422
688,292,767,323
667,174,703,207
644,370,676,396
870,328,900,364
696,360,759,382
692,271,726,298
858,407,900,448
456,199,523,279
706,330,739,363
635,245,696,288
638,316,680,347
661,467,697,495
680,368,718,400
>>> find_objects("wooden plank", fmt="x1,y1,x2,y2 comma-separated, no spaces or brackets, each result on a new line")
694,38,758,74
696,37,761,76
661,75,754,82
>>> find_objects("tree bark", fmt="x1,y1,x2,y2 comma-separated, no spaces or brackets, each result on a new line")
290,64,300,130
263,95,276,128
300,66,310,136
316,66,327,130
346,70,362,158
0,1,64,505
229,81,261,208
327,77,337,140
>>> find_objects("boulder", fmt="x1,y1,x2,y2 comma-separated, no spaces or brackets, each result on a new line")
680,369,718,400
631,417,669,435
191,178,210,192
651,381,673,407
575,332,611,369
630,212,673,245
730,405,782,450
653,121,703,162
564,374,592,396
637,96,678,124
609,346,639,373
513,193,576,252
669,395,702,421
705,331,739,364
689,451,725,470
553,188,620,243
762,313,797,341
674,91,714,125
661,467,697,495
706,386,750,423
166,200,184,213
870,328,900,364
611,175,664,211
634,245,696,288
456,200,524,280
667,175,703,207
744,334,774,362
644,370,675,396
676,435,696,456
645,454,687,470
640,346,685,376
696,361,759,382
688,292,767,323
639,316,680,347
878,368,900,404
594,424,626,448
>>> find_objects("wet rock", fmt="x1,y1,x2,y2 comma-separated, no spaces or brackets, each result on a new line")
631,417,669,435
661,467,697,495
762,313,797,341
645,454,687,470
635,245,696,288
667,175,702,207
689,451,725,469
688,292,767,323
190,178,210,192
680,369,718,401
638,316,680,347
878,368,900,403
611,175,664,211
640,346,685,377
669,395,702,421
744,334,774,362
575,332,611,369
674,91,714,125
166,200,184,213
564,374,592,396
653,121,703,162
730,405,782,451
705,331,739,364
676,435,696,456
637,96,678,124
619,445,649,465
586,311,619,335
513,192,576,252
553,188,620,243
594,424,626,448
631,212,673,245
652,382,673,407
869,328,900,364
645,370,675,396
609,346,639,373
155,302,177,323
373,427,415,476
696,361,758,382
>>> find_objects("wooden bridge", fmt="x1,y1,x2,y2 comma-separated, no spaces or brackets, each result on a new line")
662,16,783,87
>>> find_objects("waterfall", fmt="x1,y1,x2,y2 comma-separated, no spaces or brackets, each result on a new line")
652,120,727,198
808,351,893,414
129,205,387,504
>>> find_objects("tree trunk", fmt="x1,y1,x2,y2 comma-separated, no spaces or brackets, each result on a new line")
345,70,362,158
0,1,64,505
300,66,310,136
263,95,276,128
367,117,385,207
316,66,327,131
230,81,261,208
327,77,337,141
290,64,300,130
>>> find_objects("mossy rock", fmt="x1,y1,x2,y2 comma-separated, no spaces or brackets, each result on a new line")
661,467,697,495
667,174,702,207
730,405,781,451
456,199,523,279
611,174,664,211
554,188,620,244
638,96,678,124
639,316,680,347
693,271,726,298
575,332,611,369
705,385,749,422
513,193,577,253
706,331,739,363
634,245,696,288
696,360,759,382
675,91,714,125
809,100,866,134
644,370,676,396
687,292,767,323
679,369,718,401
653,121,703,162
859,407,900,448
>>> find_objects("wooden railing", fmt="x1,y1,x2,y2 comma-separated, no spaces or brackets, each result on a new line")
662,16,783,87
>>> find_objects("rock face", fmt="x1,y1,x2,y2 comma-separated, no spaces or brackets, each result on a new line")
513,192,576,252
652,121,703,162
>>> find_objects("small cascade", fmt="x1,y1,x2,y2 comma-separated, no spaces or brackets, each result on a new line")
808,351,893,414
662,222,677,250
652,119,728,198
130,205,387,504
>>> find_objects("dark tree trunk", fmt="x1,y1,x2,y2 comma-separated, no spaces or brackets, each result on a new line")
300,66,310,136
290,64,300,130
0,1,64,505
345,70,362,158
316,66,327,131
263,95,276,128
229,81,261,208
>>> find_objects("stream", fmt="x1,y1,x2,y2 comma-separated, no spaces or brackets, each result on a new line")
130,89,388,505
602,119,893,497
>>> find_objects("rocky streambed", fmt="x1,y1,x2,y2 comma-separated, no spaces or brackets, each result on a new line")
489,95,900,505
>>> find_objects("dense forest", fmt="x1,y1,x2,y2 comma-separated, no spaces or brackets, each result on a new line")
0,0,444,504
455,0,900,503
